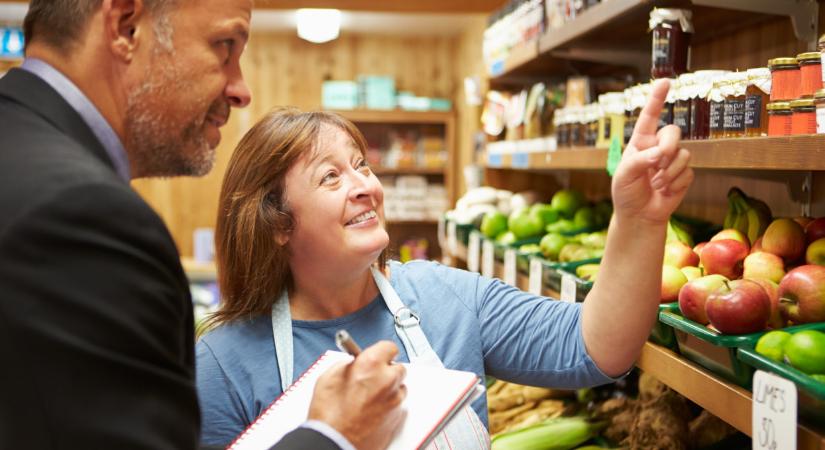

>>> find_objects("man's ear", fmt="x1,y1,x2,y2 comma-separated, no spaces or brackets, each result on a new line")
103,0,145,62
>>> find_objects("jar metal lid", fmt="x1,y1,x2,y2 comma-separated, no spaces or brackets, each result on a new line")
797,52,821,62
769,57,799,68
790,98,815,108
648,8,694,33
815,89,825,100
767,101,791,111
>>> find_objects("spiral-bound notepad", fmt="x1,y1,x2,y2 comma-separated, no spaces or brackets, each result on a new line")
228,350,484,450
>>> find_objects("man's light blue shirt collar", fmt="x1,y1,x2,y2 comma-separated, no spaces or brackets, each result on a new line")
20,58,131,182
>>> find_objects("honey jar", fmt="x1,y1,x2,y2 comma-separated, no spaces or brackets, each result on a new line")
745,68,771,137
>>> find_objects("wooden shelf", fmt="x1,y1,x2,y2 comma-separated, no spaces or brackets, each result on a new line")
372,166,445,176
639,343,825,450
330,109,454,125
443,242,825,447
181,258,217,282
484,136,825,171
491,0,789,82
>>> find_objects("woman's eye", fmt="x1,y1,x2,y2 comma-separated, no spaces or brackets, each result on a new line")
321,171,338,185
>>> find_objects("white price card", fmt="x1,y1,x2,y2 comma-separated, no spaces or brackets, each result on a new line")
481,240,495,278
447,221,458,255
503,249,517,286
560,273,576,303
752,370,797,450
528,258,543,295
468,232,481,273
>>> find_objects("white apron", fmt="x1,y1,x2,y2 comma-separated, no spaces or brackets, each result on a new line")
271,266,491,449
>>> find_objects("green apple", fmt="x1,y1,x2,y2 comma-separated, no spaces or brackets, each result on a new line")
539,233,568,260
551,189,585,219
480,211,508,239
508,208,544,239
529,203,559,228
681,266,703,281
806,237,825,266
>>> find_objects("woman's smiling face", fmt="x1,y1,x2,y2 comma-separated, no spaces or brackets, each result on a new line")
281,124,389,268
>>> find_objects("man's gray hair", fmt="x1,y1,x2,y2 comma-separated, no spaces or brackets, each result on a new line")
24,0,177,53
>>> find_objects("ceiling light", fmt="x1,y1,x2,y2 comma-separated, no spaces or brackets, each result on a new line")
295,8,341,44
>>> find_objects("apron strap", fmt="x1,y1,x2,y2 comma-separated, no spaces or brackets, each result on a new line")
271,290,294,391
370,265,443,367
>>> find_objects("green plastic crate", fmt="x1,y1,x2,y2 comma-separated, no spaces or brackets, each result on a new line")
455,223,476,246
649,303,680,352
736,323,825,424
492,237,542,260
659,309,765,388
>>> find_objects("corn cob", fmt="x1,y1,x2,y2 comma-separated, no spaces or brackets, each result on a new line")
490,416,604,450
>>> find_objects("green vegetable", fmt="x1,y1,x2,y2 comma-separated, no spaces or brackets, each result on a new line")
491,416,605,450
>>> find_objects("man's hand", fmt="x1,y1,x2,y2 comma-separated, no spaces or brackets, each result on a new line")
308,341,407,450
612,79,694,225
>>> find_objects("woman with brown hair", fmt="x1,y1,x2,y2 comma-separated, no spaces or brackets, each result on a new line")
197,79,694,448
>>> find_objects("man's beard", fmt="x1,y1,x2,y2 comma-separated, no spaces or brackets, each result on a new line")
124,58,228,178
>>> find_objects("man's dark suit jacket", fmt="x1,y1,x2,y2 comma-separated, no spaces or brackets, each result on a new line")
0,68,338,450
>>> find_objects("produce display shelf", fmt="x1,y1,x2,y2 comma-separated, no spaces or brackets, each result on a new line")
484,136,825,171
639,343,825,450
444,241,825,448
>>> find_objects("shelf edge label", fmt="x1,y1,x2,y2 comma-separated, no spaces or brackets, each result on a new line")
752,369,797,450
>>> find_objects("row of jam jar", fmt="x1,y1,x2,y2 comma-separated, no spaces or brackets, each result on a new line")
767,52,825,136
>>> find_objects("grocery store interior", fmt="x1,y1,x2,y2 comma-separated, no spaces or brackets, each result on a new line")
4,0,825,448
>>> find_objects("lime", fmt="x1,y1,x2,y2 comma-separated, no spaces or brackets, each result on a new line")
546,218,576,233
508,208,544,239
518,243,541,253
480,211,508,239
810,374,825,383
551,189,585,219
755,330,792,363
784,330,825,375
573,206,597,229
539,233,568,260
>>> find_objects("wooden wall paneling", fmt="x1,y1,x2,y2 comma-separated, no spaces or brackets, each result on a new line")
133,31,461,256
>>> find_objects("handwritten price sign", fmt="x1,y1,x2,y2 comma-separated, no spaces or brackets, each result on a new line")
752,370,797,450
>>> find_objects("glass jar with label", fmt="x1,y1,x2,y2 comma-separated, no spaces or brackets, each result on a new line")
649,8,693,79
745,68,771,137
673,73,694,138
690,70,728,140
767,101,792,137
797,52,823,98
622,87,635,145
815,89,825,134
790,98,816,135
723,72,747,138
554,108,568,147
658,78,676,130
769,57,800,101
709,76,727,139
600,92,627,148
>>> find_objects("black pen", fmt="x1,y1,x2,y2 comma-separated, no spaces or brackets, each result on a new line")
335,329,362,356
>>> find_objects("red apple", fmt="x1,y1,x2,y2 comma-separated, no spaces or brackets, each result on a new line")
806,238,825,266
806,217,825,245
779,265,825,324
743,251,786,284
693,242,708,256
664,241,700,268
681,266,703,281
748,278,785,329
762,218,806,263
662,264,688,302
705,279,771,334
700,239,749,279
750,237,764,254
678,274,728,324
711,229,750,250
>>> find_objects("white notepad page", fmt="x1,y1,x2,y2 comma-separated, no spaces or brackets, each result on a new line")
228,350,484,450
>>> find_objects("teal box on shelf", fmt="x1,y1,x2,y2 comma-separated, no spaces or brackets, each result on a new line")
429,98,453,111
358,75,396,110
322,81,359,110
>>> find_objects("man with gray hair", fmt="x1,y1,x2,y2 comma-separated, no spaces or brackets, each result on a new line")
0,1,405,449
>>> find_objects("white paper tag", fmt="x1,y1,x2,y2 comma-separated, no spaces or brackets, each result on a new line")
504,249,517,286
529,258,543,295
468,232,481,273
560,273,576,303
752,370,797,450
481,240,495,278
447,221,458,255
817,107,825,134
